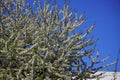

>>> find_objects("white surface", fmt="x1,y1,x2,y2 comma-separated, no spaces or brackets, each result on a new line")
89,71,120,80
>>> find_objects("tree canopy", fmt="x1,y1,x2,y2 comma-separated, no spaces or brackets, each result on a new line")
0,0,115,80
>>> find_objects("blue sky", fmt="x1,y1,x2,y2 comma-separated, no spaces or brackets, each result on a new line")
68,0,120,71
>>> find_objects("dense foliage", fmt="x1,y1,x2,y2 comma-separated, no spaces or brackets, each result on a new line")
0,0,114,80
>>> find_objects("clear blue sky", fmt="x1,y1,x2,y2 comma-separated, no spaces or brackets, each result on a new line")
56,0,120,71
69,0,120,71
